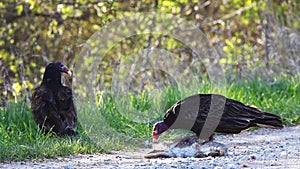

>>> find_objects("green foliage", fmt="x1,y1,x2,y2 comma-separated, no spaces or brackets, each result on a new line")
129,92,152,112
1,0,300,105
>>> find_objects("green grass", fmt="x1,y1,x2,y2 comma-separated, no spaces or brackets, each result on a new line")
0,76,299,162
0,101,103,162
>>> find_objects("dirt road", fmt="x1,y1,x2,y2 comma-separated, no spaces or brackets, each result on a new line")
1,126,299,169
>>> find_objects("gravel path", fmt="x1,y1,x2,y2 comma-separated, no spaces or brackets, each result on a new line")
1,126,299,169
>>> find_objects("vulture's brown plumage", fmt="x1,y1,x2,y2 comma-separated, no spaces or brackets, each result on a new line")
31,62,78,136
152,94,283,142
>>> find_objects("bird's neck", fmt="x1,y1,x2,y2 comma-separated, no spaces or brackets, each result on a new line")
41,69,62,91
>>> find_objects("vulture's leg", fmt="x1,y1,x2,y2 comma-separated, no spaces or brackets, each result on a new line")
178,134,215,143
201,134,215,144
177,135,199,142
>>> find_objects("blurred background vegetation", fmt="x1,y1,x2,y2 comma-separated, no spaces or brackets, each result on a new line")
0,0,299,106
0,0,299,161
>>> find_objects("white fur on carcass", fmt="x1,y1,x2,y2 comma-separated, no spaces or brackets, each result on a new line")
145,138,227,158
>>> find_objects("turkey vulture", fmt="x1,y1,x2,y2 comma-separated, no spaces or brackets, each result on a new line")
152,94,283,142
31,62,78,136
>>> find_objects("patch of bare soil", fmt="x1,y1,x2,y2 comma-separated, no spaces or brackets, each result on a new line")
1,126,299,169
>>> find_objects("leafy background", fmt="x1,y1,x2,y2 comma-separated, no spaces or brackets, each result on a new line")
1,0,299,106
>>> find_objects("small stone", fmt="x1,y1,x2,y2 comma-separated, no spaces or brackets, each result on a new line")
214,166,222,169
64,164,72,169
241,162,249,167
280,151,287,156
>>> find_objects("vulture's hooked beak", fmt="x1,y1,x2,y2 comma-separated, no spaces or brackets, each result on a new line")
152,131,159,143
61,65,72,76
66,70,72,76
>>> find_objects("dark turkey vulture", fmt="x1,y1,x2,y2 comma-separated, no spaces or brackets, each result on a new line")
31,62,78,136
152,94,283,142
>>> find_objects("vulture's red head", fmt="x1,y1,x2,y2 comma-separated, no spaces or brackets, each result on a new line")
53,62,72,76
42,62,72,87
152,121,169,143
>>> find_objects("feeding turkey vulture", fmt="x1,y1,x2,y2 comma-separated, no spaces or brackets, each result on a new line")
152,94,283,142
31,62,78,136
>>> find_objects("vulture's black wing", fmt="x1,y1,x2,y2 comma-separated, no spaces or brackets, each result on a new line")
57,86,78,135
31,85,67,135
215,98,283,133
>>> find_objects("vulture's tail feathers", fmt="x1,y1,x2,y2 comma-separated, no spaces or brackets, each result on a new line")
253,111,284,129
243,105,283,129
